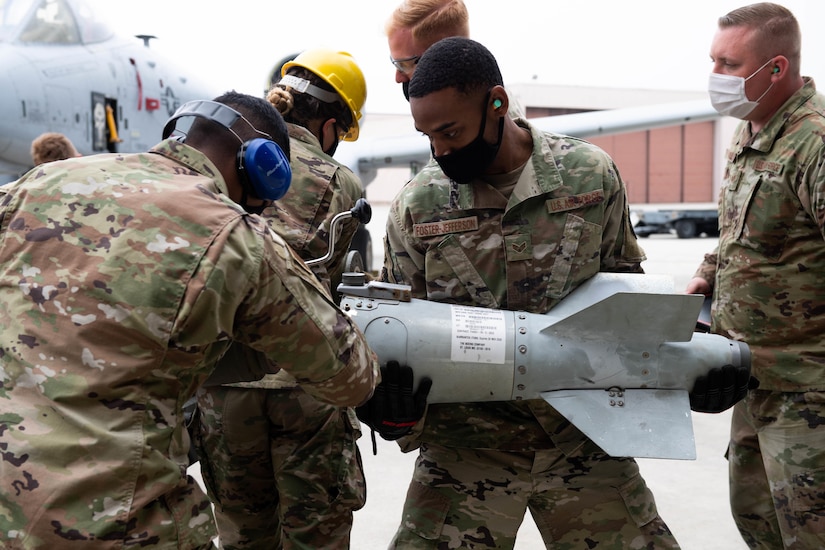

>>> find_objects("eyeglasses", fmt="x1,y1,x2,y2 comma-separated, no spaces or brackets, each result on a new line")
335,121,351,140
390,54,421,75
335,108,354,139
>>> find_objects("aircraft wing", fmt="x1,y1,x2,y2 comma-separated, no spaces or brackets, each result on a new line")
335,98,720,186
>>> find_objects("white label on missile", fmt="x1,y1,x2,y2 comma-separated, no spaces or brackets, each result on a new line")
450,305,506,364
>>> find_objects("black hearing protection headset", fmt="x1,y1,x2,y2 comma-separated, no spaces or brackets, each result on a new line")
162,100,291,201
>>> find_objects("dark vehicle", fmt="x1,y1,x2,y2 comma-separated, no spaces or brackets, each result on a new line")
632,207,719,239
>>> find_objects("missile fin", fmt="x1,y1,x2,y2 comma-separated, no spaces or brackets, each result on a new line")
541,272,676,323
541,389,697,460
544,293,703,344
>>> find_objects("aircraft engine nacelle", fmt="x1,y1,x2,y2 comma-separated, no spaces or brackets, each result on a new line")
338,272,749,460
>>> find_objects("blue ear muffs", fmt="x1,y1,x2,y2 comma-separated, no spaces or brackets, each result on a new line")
163,100,291,201
237,138,291,201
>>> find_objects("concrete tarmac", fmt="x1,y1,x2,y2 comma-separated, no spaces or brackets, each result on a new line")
190,231,749,549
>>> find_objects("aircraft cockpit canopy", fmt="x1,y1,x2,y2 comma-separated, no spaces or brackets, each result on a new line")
0,0,113,45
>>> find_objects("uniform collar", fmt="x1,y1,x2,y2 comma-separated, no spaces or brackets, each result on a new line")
149,138,231,197
455,118,564,211
287,122,321,149
739,77,819,154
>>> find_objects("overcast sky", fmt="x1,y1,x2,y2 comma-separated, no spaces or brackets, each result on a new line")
105,0,825,115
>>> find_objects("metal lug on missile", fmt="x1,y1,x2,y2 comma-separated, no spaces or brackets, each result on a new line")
338,275,412,302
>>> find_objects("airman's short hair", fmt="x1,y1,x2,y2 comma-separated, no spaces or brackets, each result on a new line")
30,132,79,165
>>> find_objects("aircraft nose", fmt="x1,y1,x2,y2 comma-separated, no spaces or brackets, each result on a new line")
0,44,40,183
0,47,16,155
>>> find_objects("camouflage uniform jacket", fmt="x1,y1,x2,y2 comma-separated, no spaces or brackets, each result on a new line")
0,139,378,549
230,122,365,391
693,77,825,392
383,118,645,451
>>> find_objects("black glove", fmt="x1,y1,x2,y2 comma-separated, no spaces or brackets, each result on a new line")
689,364,758,413
356,360,432,441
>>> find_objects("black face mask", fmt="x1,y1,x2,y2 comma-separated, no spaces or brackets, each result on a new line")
433,93,504,184
402,81,410,101
240,196,272,214
324,131,340,157
238,181,270,215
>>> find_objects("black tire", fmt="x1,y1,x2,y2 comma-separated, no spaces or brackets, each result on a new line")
675,219,697,239
349,224,373,271
702,223,720,237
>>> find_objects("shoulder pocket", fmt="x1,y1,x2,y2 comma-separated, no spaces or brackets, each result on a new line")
425,234,499,307
727,174,795,261
546,214,601,301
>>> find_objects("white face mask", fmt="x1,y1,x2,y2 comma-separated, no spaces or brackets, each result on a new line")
708,58,775,119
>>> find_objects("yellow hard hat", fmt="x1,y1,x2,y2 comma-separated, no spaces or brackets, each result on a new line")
282,49,367,141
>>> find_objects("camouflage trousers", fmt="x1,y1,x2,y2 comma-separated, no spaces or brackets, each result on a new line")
390,442,678,549
728,390,825,549
194,385,366,550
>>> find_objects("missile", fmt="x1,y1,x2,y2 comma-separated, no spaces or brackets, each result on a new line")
338,272,750,460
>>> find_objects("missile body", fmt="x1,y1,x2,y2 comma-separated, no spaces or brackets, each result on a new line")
339,272,750,460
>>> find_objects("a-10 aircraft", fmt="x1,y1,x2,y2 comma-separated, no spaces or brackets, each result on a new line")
0,0,220,185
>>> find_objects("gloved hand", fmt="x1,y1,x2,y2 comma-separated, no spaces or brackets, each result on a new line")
689,364,758,413
356,360,432,441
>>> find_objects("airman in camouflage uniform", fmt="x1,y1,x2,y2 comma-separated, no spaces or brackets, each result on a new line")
382,37,678,549
194,50,371,550
0,92,379,550
687,4,825,549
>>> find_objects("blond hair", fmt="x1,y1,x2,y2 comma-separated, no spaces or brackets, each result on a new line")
385,0,469,45
266,86,295,118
